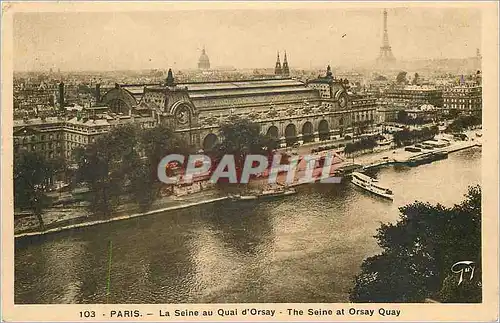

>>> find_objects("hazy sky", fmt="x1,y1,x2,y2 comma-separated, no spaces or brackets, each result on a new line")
13,7,481,71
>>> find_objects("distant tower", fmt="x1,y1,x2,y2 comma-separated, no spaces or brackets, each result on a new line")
198,47,211,69
274,51,282,75
58,82,65,110
166,69,175,86
282,51,290,76
377,9,396,64
326,65,333,78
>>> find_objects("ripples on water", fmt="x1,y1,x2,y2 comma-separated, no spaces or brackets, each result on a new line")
15,148,481,304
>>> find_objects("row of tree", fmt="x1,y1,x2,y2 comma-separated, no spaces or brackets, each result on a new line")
14,151,67,229
73,124,191,216
393,126,439,147
396,110,435,126
15,118,278,229
344,137,378,156
445,115,482,133
395,71,420,85
210,118,276,172
14,124,190,229
350,185,481,303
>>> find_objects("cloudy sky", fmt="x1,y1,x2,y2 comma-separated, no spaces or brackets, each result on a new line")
13,6,481,71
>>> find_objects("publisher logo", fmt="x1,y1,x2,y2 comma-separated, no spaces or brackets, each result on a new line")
451,261,475,285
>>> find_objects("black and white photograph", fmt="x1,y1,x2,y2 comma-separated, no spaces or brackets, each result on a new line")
2,1,499,322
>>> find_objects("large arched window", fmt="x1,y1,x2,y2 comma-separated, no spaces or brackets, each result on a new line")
318,120,330,141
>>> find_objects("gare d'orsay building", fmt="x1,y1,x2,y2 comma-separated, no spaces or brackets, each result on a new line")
100,66,376,152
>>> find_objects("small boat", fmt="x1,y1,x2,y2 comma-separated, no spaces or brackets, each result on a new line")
405,146,422,153
258,186,297,199
239,194,258,200
228,193,257,201
406,151,448,167
350,172,393,200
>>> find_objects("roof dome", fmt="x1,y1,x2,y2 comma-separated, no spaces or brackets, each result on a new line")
198,48,210,69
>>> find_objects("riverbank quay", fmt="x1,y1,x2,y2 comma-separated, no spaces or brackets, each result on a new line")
14,190,227,239
14,131,481,239
265,134,481,188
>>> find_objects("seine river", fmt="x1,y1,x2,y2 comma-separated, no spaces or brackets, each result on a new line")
15,147,481,304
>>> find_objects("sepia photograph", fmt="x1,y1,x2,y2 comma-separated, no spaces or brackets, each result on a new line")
2,1,499,322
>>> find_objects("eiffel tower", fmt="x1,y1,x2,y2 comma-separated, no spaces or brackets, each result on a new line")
377,9,396,64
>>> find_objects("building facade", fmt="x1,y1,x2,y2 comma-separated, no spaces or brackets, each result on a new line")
13,117,65,160
14,66,379,161
13,109,156,161
98,67,376,151
443,84,482,116
383,85,443,108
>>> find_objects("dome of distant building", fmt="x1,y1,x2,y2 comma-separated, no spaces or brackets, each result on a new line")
198,48,210,69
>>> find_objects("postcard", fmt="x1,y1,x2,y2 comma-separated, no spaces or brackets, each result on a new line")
1,1,498,322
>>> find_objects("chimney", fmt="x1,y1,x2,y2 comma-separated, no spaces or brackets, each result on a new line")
95,84,101,103
59,82,65,110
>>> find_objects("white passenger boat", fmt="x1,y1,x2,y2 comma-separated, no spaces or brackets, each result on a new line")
258,186,297,199
350,172,393,200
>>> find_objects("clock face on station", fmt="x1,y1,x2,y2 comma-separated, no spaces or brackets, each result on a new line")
339,93,348,108
175,105,190,125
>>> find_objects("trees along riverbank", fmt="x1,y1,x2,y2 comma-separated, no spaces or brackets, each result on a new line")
206,117,278,192
14,118,277,228
73,124,191,216
14,151,66,229
350,185,481,303
445,115,482,133
343,136,379,157
393,126,440,147
14,124,192,229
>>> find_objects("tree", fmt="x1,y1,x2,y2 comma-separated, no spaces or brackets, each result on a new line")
343,136,378,156
393,128,411,147
445,115,481,133
14,150,55,229
133,124,190,211
397,110,409,124
429,125,439,137
75,123,189,214
448,109,459,120
396,71,408,84
75,124,140,216
350,185,481,303
48,155,68,184
438,272,481,303
127,153,155,212
412,72,420,85
393,126,437,147
213,117,275,181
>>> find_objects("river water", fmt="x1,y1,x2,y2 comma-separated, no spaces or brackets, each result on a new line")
15,147,481,304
